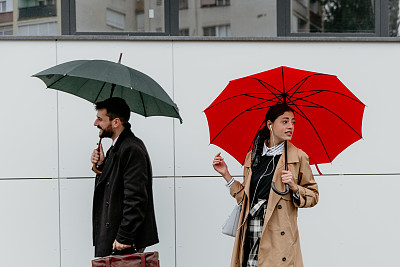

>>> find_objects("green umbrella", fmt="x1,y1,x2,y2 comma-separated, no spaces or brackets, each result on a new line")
33,57,182,123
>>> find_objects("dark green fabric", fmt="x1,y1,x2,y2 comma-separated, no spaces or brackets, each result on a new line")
33,60,182,123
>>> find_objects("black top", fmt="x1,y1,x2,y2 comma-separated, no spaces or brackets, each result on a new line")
250,154,281,204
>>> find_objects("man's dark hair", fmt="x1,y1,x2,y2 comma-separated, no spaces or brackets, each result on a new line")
95,97,131,125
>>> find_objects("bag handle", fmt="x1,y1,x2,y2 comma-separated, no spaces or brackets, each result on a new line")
141,254,146,267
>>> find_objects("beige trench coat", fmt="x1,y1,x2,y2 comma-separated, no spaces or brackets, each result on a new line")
229,142,319,267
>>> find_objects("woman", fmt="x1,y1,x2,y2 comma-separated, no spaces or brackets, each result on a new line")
213,103,319,267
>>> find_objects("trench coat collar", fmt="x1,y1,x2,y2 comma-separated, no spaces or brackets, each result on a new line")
112,123,133,151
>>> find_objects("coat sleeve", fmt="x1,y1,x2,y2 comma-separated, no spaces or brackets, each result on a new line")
293,151,319,208
229,152,251,204
116,144,149,245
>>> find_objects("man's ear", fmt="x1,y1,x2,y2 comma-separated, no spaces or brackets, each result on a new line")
113,118,121,128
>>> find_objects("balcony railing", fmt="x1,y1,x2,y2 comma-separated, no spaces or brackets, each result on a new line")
19,5,56,20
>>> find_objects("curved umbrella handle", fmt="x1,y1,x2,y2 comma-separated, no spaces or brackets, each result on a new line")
93,138,103,174
93,163,102,174
272,141,290,195
271,182,290,195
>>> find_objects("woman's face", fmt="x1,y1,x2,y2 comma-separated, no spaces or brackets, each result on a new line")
268,111,295,146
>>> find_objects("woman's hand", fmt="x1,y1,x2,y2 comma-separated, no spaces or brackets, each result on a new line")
281,167,299,193
213,153,232,182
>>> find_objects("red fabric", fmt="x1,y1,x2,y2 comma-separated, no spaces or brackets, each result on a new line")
204,66,365,165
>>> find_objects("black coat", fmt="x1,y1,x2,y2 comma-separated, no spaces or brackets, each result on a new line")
92,126,159,257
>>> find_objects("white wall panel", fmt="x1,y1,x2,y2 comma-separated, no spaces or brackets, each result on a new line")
174,41,399,176
0,179,60,267
299,175,400,267
173,42,253,177
0,41,58,178
175,177,236,267
148,177,176,267
56,41,175,178
59,178,95,267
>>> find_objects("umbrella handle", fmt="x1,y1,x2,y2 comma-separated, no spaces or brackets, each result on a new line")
271,182,290,195
272,141,290,195
93,138,103,174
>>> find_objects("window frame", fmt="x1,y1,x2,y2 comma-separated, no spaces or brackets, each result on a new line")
277,0,389,37
0,0,6,13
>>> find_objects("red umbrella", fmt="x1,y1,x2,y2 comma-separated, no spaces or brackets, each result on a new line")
205,66,365,191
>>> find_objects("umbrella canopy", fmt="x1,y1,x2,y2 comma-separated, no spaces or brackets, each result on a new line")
33,59,182,123
204,66,365,167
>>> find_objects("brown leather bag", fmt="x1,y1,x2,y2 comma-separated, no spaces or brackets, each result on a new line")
92,252,159,267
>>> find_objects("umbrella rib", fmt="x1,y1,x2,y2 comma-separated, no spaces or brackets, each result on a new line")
286,74,331,102
290,89,365,105
46,75,67,89
209,100,274,144
290,97,364,139
204,93,278,111
245,77,284,100
246,77,282,93
287,99,333,162
256,79,284,98
139,92,148,117
94,82,107,102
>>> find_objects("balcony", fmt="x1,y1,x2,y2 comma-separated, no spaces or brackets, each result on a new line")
19,4,56,20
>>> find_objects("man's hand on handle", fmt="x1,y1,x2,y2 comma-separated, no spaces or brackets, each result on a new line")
91,143,105,166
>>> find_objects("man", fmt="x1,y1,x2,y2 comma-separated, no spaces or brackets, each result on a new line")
91,97,158,257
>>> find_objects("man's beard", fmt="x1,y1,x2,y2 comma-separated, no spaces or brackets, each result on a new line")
98,125,113,138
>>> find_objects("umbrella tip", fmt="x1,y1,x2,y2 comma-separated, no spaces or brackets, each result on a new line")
118,53,123,64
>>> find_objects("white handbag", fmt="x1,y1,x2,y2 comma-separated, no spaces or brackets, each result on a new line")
222,201,242,237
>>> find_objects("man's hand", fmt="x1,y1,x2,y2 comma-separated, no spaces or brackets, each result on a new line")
91,144,104,166
113,240,132,251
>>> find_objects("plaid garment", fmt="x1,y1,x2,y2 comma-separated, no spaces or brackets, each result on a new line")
245,199,268,267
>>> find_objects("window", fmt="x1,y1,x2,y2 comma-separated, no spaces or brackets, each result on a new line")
179,28,189,35
278,0,400,37
180,0,276,36
201,0,230,8
19,0,57,20
203,24,231,36
106,9,125,30
17,20,58,35
0,26,12,35
0,1,6,13
179,0,188,10
73,0,165,34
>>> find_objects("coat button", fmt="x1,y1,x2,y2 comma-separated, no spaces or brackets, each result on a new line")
106,182,110,186
282,257,286,261
106,222,110,228
106,202,109,207
281,231,285,236
278,205,282,209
